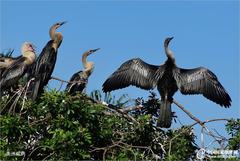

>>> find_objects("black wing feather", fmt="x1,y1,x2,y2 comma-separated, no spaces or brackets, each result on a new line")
0,57,27,89
174,67,231,107
65,71,87,94
28,40,57,99
31,40,57,85
102,58,160,92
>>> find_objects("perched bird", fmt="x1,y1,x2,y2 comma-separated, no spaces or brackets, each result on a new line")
102,37,231,128
0,50,15,69
0,50,19,76
0,42,36,94
27,21,66,100
65,48,100,95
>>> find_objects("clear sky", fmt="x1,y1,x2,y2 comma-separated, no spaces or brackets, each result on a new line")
0,0,239,150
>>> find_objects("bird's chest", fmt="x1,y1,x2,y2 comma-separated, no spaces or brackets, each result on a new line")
157,70,178,98
78,72,88,81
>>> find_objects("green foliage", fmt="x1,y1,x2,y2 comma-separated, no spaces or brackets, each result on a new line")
164,127,196,160
226,119,240,150
4,90,238,160
90,89,133,107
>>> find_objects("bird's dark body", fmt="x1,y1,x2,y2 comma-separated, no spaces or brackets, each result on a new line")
35,40,57,86
0,56,30,96
0,55,21,78
65,70,87,95
156,59,178,127
65,48,99,95
157,60,178,101
28,40,58,100
0,57,27,89
102,37,231,128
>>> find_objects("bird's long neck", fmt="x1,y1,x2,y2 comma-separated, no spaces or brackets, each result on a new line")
82,51,89,68
49,26,63,51
84,64,94,77
82,51,94,76
23,51,36,65
52,33,63,51
165,44,175,64
49,25,57,40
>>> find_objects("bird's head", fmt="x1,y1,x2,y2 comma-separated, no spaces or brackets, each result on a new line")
21,42,36,64
164,37,174,48
82,48,100,74
54,21,67,29
87,48,100,56
21,42,36,53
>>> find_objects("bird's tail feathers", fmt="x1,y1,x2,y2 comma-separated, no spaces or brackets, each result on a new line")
27,80,40,101
158,100,172,128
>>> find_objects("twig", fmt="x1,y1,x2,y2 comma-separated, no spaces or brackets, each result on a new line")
190,118,229,127
191,119,229,146
106,104,140,125
172,99,203,125
0,91,19,114
119,105,143,113
42,152,55,161
88,97,140,125
51,76,86,84
91,140,160,161
27,146,52,161
8,89,23,114
21,78,35,114
57,81,63,91
28,114,51,127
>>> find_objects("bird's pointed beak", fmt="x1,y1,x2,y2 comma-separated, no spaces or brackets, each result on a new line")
30,44,37,52
30,43,37,49
169,37,174,41
90,48,100,53
59,21,67,26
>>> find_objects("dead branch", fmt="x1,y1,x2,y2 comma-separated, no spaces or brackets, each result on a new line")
91,140,161,161
51,76,86,84
173,99,203,125
169,99,230,157
67,95,140,125
190,118,229,127
119,105,143,113
102,103,140,125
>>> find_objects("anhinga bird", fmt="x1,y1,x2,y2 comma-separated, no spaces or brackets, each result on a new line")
0,50,22,77
0,50,15,71
102,37,231,128
65,48,100,95
27,21,66,100
0,42,36,94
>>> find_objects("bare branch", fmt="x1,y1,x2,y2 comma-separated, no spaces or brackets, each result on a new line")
91,140,161,161
173,99,203,125
88,97,140,125
105,104,140,125
51,76,86,84
190,118,229,127
119,105,143,113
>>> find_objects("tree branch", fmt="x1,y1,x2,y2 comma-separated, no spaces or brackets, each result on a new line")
173,99,203,125
51,76,86,84
86,97,140,125
119,105,143,113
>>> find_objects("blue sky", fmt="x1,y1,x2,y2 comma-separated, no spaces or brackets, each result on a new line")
1,0,239,149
